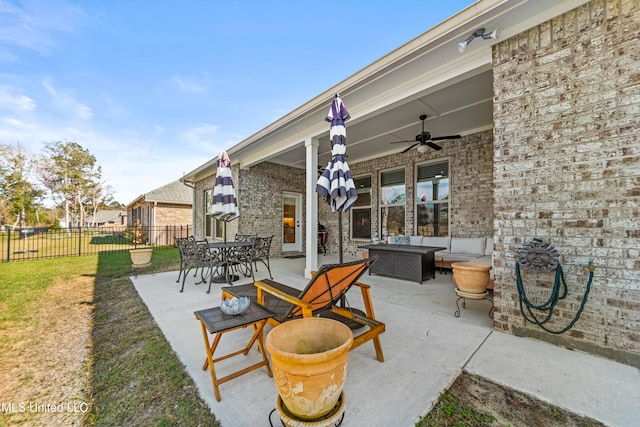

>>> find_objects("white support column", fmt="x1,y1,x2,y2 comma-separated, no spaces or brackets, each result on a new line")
304,137,319,278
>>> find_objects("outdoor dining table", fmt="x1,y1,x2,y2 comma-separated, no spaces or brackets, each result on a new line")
208,241,254,284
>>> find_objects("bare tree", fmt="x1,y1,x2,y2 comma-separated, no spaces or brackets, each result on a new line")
87,176,115,227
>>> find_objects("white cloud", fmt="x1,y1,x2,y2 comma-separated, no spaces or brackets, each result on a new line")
178,123,242,153
42,78,93,120
171,74,210,95
0,0,88,57
180,124,220,152
0,86,37,111
0,113,205,204
0,77,217,205
100,93,129,119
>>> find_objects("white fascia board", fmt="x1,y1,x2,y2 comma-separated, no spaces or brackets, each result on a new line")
237,120,328,169
493,0,591,41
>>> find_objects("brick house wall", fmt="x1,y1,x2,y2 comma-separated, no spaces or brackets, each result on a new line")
193,162,306,255
193,174,216,240
492,0,640,364
341,129,494,258
237,162,306,255
131,202,192,244
154,203,192,227
193,131,493,259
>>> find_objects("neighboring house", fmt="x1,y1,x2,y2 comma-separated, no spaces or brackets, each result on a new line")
84,210,127,228
181,0,639,366
126,179,193,244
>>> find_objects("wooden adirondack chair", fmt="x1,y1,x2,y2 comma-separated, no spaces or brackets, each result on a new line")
221,257,385,362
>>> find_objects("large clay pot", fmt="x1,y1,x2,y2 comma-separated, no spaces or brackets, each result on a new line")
451,262,492,293
129,248,153,268
266,317,353,421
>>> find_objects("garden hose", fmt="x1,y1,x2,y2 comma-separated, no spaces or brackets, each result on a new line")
516,260,594,334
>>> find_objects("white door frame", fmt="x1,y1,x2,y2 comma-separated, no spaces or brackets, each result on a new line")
282,192,303,252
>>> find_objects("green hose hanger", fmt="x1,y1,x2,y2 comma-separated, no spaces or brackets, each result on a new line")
515,238,595,334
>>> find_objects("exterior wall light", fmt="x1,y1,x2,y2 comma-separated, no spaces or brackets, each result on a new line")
457,28,499,53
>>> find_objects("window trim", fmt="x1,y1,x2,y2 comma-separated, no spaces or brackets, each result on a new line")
351,174,372,240
415,159,450,237
379,167,406,238
203,188,222,239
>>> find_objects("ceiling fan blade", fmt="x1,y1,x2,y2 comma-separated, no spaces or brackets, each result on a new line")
401,143,419,153
389,140,416,144
430,135,461,141
426,141,442,151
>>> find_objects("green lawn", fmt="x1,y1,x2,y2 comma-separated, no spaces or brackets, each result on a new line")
0,250,220,427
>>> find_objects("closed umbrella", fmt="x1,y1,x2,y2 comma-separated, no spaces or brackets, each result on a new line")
211,150,239,243
316,94,358,263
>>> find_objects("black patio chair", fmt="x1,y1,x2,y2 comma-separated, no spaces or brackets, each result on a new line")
318,223,327,255
180,241,224,293
227,235,257,280
250,235,274,280
174,236,196,284
234,233,257,242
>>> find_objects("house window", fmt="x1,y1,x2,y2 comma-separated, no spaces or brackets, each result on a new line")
380,169,405,238
204,189,223,239
416,160,449,237
351,175,371,239
132,206,142,224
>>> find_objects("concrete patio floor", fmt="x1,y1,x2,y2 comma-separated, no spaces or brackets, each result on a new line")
132,254,638,427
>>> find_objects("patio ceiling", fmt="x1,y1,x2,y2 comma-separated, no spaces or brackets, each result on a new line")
270,68,494,170
181,0,589,182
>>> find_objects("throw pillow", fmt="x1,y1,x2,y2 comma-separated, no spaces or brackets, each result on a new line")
395,235,410,245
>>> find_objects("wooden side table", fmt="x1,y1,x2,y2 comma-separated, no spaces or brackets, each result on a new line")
194,303,275,401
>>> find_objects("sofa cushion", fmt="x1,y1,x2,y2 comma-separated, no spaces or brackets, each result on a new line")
409,236,423,246
422,236,451,251
450,237,485,255
475,255,492,265
442,253,478,264
485,238,494,256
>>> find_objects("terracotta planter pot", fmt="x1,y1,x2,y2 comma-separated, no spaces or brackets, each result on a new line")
451,262,492,294
266,317,353,421
129,248,153,268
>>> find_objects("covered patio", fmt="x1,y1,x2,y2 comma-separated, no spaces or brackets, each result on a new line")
180,0,640,374
131,255,635,426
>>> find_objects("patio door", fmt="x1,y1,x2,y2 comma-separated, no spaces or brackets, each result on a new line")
282,192,302,252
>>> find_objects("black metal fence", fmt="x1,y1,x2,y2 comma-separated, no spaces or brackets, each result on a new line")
0,225,192,262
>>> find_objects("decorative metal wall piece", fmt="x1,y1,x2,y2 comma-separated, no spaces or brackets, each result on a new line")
517,238,560,273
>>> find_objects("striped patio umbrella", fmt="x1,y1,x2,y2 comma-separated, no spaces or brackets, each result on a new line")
211,151,239,242
316,94,358,263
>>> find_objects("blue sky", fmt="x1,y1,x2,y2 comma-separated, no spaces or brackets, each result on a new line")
0,0,475,205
